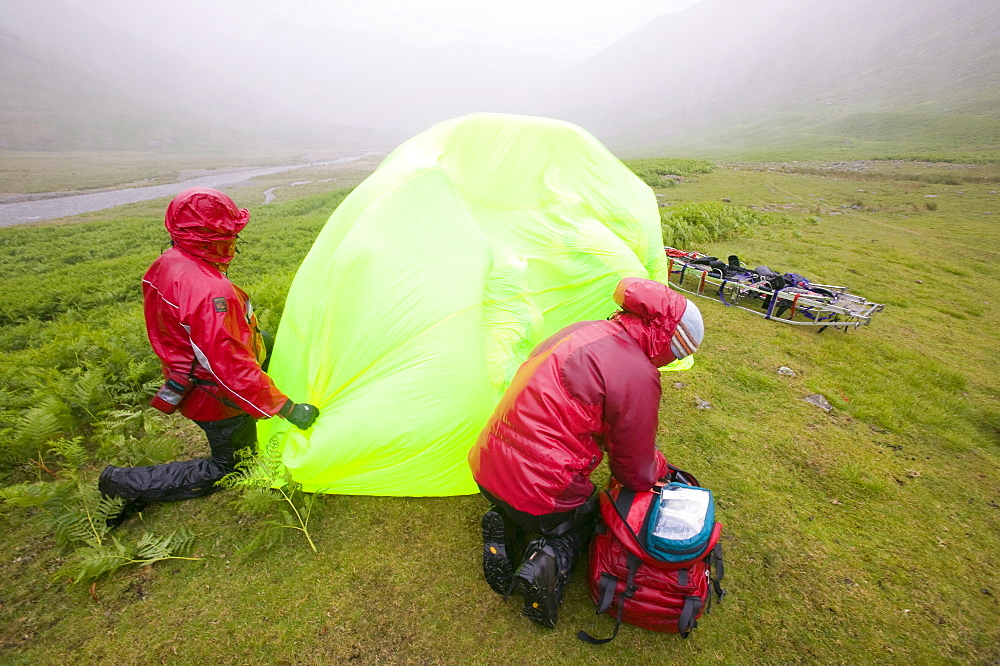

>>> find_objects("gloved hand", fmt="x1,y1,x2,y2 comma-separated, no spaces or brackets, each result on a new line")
280,400,319,430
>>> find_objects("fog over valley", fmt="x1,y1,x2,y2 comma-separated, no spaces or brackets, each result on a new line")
1,0,997,157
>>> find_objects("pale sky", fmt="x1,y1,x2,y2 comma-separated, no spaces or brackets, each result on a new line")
63,0,705,62
3,0,711,134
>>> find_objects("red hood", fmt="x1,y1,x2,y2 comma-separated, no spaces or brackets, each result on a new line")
164,188,249,264
611,277,689,367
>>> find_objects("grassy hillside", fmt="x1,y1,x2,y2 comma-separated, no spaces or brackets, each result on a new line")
0,161,997,664
622,108,1000,163
561,0,1000,156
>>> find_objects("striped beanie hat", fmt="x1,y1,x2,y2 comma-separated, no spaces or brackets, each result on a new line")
670,298,704,361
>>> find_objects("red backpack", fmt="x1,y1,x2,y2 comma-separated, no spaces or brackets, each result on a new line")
578,466,725,643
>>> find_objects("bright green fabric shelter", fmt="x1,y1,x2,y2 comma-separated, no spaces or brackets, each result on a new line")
258,113,670,496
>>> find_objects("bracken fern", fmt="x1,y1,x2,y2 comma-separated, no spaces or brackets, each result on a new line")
1,463,201,584
220,435,321,554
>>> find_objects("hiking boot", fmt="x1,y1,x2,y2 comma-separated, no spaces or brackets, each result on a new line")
105,498,147,529
546,530,584,605
513,540,560,628
481,508,515,595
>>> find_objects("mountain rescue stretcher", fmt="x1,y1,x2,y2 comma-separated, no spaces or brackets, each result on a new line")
664,247,884,331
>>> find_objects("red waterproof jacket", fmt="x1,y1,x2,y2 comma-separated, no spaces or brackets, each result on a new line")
469,279,694,517
143,188,289,422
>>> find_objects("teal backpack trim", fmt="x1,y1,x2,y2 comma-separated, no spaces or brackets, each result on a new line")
644,482,715,563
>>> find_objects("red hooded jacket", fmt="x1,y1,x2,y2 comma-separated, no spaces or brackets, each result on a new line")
469,278,696,517
143,188,288,421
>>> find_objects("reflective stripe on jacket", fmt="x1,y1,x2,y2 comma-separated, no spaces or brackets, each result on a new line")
143,246,288,421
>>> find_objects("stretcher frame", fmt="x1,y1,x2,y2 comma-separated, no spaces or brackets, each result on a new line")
664,248,885,330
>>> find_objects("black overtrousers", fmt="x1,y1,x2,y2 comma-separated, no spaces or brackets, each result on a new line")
479,485,598,567
480,485,597,536
99,413,257,504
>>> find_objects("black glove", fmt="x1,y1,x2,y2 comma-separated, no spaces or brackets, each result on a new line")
280,400,319,430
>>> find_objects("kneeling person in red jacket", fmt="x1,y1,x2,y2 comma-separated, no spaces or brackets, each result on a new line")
467,277,704,628
99,188,318,522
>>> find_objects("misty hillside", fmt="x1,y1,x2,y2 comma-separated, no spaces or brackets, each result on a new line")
550,0,1000,155
0,19,403,153
0,29,283,152
0,1,560,154
1,0,998,156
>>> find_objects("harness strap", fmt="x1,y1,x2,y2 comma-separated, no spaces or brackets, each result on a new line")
717,278,735,307
577,552,642,644
624,551,641,596
790,292,802,319
764,286,784,319
678,595,702,638
613,487,637,519
595,573,617,613
712,542,727,601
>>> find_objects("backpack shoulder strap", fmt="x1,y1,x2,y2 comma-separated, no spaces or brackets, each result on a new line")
613,487,637,519
605,488,653,554
678,594,702,638
577,551,642,644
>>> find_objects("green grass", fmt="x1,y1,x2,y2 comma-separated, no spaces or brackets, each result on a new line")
649,109,1000,164
0,160,998,664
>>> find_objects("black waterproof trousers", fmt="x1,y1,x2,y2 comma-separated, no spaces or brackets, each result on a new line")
481,485,596,535
99,413,257,504
479,485,597,568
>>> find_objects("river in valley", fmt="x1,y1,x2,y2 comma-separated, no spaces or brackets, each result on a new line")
0,153,373,228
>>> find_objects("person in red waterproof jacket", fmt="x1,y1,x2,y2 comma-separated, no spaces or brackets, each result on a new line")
468,277,704,628
98,187,319,523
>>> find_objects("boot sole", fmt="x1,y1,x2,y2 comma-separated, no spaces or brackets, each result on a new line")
515,554,559,628
481,510,514,595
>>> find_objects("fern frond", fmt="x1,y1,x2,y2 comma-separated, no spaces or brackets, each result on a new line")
51,510,97,549
226,486,277,516
238,522,287,557
0,480,67,508
168,526,197,557
48,436,88,470
67,368,107,417
15,395,73,448
94,408,144,441
101,408,145,425
92,494,125,537
56,541,129,584
134,532,173,561
134,525,197,562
